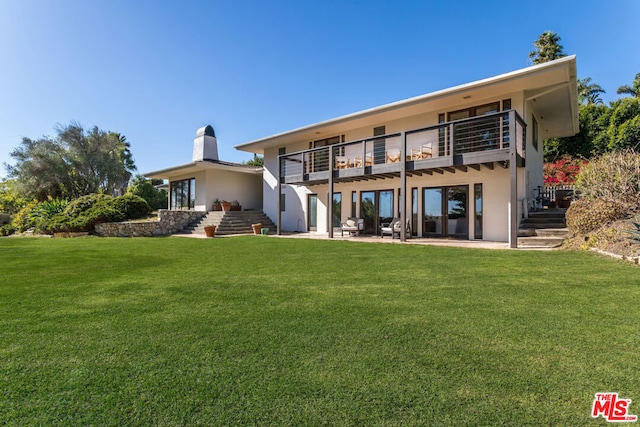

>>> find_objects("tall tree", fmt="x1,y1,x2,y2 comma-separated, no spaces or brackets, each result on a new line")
577,77,605,105
5,122,136,200
529,31,567,65
617,72,640,98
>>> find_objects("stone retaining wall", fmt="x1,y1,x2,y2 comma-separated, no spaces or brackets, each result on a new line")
95,210,206,237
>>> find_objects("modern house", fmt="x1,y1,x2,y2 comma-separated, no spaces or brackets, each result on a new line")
145,125,263,212
235,56,578,247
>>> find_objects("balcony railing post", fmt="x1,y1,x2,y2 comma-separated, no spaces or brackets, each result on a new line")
328,147,334,238
509,110,518,248
448,123,454,157
277,155,282,236
400,131,407,242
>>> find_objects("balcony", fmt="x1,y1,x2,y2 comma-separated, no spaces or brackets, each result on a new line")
279,110,526,185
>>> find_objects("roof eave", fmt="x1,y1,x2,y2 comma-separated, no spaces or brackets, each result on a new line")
235,55,578,154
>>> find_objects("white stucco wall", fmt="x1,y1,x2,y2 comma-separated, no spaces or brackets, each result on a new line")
261,92,538,241
203,169,262,211
167,168,262,212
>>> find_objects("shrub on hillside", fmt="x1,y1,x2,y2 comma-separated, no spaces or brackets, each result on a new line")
0,223,15,236
63,194,112,217
111,193,151,219
566,198,628,234
12,201,39,232
31,198,69,233
44,194,150,233
575,150,640,211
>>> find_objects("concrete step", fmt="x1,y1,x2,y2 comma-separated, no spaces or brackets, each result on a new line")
519,222,567,229
517,236,565,248
535,228,569,237
182,210,277,236
521,216,567,224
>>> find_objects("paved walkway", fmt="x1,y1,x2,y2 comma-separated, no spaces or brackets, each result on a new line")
173,230,521,250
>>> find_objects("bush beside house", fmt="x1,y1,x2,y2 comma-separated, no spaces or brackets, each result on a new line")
8,193,151,236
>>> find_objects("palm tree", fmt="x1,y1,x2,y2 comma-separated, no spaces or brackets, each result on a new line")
529,31,567,65
617,72,640,98
577,77,606,105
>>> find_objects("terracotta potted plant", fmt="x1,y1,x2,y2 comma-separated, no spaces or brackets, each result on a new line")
230,200,242,211
212,199,222,211
204,225,216,237
220,200,232,212
251,223,262,235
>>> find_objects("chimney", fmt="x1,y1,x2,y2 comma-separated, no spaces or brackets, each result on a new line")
192,125,218,161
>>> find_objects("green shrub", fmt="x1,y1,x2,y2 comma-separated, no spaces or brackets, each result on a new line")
63,194,112,217
0,223,15,236
127,175,168,210
12,201,39,232
575,150,640,211
111,194,151,219
566,198,628,234
31,198,69,234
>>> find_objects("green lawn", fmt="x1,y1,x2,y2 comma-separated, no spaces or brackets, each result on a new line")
1,236,639,426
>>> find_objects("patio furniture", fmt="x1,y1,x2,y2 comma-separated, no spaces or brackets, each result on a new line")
386,149,401,163
341,217,364,236
335,156,348,169
410,144,433,160
349,157,362,168
365,152,373,166
380,218,411,239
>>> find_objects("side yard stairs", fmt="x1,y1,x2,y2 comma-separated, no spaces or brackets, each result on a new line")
518,209,568,249
181,211,277,236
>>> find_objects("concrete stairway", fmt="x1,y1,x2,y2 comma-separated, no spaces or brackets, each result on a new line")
182,210,277,236
518,209,568,248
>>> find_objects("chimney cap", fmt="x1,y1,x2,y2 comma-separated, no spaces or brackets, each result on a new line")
196,125,215,138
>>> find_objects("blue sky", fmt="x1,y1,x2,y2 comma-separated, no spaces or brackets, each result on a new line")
1,0,638,178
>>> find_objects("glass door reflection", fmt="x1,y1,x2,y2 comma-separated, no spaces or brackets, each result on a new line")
422,188,443,237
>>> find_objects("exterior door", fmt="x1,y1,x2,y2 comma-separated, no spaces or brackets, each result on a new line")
446,186,468,239
423,188,443,237
360,191,376,234
359,190,394,234
308,194,318,231
422,186,468,238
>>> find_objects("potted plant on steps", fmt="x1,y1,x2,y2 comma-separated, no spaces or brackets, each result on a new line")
212,199,222,211
251,223,262,235
220,200,232,212
204,225,216,237
230,200,242,211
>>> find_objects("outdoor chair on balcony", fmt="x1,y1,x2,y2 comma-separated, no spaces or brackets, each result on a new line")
335,156,348,169
380,218,411,239
386,149,401,163
410,144,433,160
341,217,364,236
365,152,373,166
349,157,362,168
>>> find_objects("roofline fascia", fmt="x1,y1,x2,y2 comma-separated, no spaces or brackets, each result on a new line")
235,55,577,152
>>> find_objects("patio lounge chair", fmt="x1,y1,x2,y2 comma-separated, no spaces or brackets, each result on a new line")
380,218,410,239
341,217,364,236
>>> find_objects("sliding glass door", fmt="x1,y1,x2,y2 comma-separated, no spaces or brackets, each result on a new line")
422,185,468,238
360,190,394,235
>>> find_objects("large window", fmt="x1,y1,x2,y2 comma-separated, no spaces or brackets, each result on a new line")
308,194,318,231
332,193,342,228
474,184,483,239
170,178,195,210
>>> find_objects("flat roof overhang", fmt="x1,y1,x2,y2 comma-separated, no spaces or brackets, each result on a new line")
235,56,578,155
144,159,262,180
